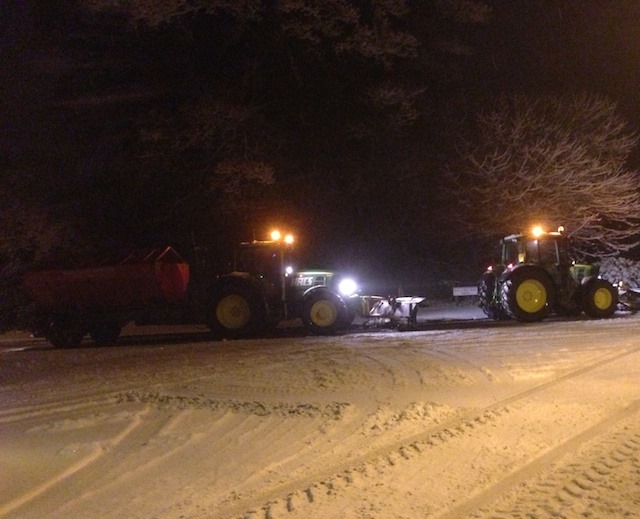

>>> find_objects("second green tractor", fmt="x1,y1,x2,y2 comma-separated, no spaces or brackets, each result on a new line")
479,227,618,322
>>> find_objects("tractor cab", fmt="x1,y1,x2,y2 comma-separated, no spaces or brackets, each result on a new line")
501,228,571,289
234,239,294,283
501,227,570,267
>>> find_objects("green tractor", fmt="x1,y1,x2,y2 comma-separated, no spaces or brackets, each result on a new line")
209,232,363,337
479,226,618,322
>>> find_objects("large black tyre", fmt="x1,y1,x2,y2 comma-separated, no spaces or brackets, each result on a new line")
581,278,618,318
500,267,554,322
209,283,267,338
478,272,509,320
47,316,86,348
89,321,122,345
302,290,347,335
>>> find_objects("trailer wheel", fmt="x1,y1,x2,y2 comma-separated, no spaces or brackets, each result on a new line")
302,291,346,335
501,267,554,322
209,284,266,338
47,317,85,348
581,278,617,318
89,321,122,345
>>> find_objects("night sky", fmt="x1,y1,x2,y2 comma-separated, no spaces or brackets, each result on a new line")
483,2,640,124
2,1,640,296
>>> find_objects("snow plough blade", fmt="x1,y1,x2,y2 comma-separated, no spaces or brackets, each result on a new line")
364,296,425,330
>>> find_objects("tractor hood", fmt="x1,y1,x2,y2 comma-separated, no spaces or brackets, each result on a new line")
290,270,359,297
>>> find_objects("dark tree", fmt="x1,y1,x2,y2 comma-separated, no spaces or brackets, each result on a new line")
442,93,640,257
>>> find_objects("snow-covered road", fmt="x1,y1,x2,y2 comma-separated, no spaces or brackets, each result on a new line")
2,309,640,518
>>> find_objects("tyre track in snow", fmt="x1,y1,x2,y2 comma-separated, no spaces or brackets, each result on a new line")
440,399,640,519
0,403,151,518
0,394,117,424
462,401,640,519
218,343,640,519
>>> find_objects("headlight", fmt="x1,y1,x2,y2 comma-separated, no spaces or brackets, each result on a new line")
338,278,357,296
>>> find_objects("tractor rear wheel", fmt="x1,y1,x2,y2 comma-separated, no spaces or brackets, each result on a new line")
479,272,508,320
501,267,554,322
581,278,618,318
209,284,266,338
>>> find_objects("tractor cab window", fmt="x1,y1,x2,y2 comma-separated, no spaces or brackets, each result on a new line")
234,245,293,279
555,238,571,265
524,240,537,263
502,241,520,265
526,240,555,265
541,239,561,265
525,239,558,265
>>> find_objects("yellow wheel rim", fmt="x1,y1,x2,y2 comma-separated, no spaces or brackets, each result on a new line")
216,294,251,329
310,300,337,327
515,279,547,314
593,287,613,310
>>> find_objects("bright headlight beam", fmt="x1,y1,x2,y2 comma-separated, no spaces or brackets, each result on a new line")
338,278,357,296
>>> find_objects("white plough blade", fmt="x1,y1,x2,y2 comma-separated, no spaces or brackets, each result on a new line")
365,296,425,330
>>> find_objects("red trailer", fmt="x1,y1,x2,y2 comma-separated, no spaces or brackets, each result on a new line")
23,247,190,311
23,247,191,347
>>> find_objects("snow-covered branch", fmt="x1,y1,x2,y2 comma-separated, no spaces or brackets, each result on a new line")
442,93,640,256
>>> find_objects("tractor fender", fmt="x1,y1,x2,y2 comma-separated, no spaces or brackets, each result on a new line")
301,285,347,307
500,264,555,287
497,263,529,283
497,268,510,283
212,273,270,312
572,275,598,300
579,275,597,286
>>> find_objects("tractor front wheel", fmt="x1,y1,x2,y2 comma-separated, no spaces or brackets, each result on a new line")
302,291,347,335
501,268,554,322
581,278,618,318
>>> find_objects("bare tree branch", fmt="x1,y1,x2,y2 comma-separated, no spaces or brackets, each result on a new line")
442,93,640,256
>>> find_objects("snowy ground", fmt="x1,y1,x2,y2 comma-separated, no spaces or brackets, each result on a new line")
2,302,640,518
